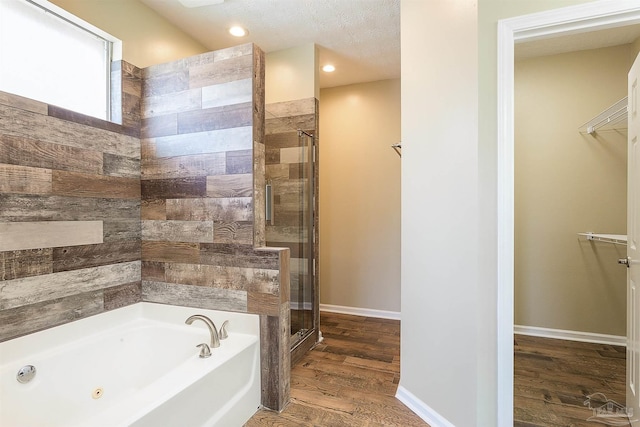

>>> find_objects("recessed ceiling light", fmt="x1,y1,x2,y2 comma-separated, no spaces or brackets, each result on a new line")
229,26,248,37
322,64,336,73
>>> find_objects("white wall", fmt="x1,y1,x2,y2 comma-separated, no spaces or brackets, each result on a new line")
401,0,597,425
319,79,401,313
400,1,478,425
265,44,318,104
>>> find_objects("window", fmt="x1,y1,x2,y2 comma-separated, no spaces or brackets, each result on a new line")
0,0,121,120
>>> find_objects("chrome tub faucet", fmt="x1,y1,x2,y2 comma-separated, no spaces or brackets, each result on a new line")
185,314,220,348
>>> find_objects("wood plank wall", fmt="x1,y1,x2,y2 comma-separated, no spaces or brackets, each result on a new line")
139,43,291,411
265,98,320,355
0,60,143,342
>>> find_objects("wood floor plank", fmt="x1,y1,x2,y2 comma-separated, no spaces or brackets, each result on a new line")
514,334,628,426
245,311,428,427
248,316,628,426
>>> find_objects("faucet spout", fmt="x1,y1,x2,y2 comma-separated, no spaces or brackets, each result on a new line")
185,315,220,348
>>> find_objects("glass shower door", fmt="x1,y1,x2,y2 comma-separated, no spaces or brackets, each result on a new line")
265,126,315,347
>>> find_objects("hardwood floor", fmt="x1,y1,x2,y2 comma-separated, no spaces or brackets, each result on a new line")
245,311,428,426
514,334,628,427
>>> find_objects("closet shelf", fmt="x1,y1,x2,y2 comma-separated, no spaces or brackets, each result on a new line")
579,96,627,135
578,232,627,246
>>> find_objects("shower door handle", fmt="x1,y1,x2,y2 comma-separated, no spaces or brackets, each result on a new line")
265,184,273,225
618,257,630,267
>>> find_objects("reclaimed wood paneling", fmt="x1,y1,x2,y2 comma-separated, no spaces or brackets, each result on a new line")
0,164,52,194
206,43,253,63
280,146,308,164
265,98,316,118
104,281,142,311
199,243,280,269
141,114,178,138
52,241,140,272
141,152,225,179
213,220,253,244
166,197,252,221
141,261,165,282
0,249,53,281
103,219,141,242
0,291,104,342
202,78,252,109
259,303,291,410
143,69,189,98
0,134,103,174
0,195,139,221
111,60,143,137
0,104,139,158
52,170,140,199
144,126,253,158
254,137,266,247
141,241,200,264
206,173,252,197
103,153,140,178
0,90,48,114
48,105,125,135
0,221,103,252
164,263,279,294
226,149,253,174
189,53,253,88
141,177,207,200
141,199,167,220
248,291,279,316
142,220,214,243
143,88,201,118
177,102,252,134
142,280,247,312
265,114,316,135
265,164,289,180
0,261,141,310
264,131,299,149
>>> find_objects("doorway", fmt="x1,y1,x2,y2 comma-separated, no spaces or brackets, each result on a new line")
497,3,640,424
513,42,629,423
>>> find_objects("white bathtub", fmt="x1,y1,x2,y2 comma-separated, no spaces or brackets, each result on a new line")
0,303,261,427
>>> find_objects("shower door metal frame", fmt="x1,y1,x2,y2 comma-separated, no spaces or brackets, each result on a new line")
290,129,319,365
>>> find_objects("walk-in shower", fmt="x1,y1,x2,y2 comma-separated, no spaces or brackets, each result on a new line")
265,100,318,359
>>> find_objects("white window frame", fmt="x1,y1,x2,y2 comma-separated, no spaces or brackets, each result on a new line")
0,0,122,120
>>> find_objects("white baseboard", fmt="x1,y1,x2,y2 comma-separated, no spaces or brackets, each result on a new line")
319,304,401,320
395,386,455,427
514,325,626,347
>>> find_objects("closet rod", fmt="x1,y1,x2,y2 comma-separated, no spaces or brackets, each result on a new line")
579,97,627,135
577,232,627,246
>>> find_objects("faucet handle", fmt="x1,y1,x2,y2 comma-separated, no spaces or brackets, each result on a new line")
196,343,212,358
219,320,229,340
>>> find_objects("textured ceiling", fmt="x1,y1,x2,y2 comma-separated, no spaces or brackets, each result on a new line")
139,0,400,88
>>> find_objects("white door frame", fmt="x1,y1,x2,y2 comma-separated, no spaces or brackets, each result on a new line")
497,1,640,425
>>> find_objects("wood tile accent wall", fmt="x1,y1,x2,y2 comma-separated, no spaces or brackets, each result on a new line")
0,60,143,342
140,44,290,411
0,46,290,411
